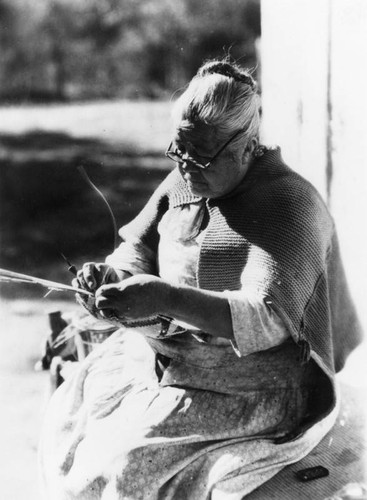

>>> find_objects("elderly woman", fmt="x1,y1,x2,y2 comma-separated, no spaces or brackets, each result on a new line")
40,60,361,500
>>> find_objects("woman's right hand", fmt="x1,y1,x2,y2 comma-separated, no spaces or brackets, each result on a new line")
73,263,125,294
72,263,129,320
72,263,132,321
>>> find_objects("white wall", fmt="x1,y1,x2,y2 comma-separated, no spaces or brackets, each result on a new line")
261,0,367,333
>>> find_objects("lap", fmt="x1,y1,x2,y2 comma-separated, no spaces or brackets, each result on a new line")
39,329,333,500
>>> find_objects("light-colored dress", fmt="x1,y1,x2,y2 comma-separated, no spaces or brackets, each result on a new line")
39,202,338,500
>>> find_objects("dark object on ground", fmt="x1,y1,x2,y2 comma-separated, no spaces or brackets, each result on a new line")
38,311,69,370
295,465,330,482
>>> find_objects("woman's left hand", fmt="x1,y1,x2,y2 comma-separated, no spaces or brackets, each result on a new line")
94,274,168,321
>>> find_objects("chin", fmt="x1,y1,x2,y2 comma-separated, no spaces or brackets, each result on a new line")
188,182,228,199
187,183,211,198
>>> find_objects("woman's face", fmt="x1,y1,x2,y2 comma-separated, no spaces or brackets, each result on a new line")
173,123,250,199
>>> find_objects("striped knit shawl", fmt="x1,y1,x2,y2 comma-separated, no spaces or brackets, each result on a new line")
125,147,362,377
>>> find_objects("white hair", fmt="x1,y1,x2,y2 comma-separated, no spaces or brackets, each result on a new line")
171,60,261,150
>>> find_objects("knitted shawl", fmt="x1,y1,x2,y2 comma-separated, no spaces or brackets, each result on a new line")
122,148,362,381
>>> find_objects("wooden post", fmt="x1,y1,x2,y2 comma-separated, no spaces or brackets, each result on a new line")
261,0,367,332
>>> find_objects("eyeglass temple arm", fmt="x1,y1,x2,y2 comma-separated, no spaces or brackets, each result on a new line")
210,128,245,161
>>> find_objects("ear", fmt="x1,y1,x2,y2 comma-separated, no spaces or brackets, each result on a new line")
242,137,259,161
247,137,259,155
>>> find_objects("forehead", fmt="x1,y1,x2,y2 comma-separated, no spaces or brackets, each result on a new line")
173,121,220,154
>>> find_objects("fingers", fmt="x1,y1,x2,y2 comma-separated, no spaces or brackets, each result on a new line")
95,263,113,286
94,293,112,309
74,264,94,292
95,283,117,296
74,263,112,292
94,284,120,308
95,284,126,319
80,263,98,290
72,278,87,304
94,293,120,321
72,277,81,290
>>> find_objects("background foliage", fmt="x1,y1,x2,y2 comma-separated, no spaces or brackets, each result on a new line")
0,0,260,102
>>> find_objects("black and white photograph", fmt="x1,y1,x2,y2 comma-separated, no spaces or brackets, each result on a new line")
0,1,366,499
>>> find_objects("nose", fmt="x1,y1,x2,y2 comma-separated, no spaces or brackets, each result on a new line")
181,161,203,185
181,156,200,172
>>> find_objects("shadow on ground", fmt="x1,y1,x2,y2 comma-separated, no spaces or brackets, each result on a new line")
0,131,171,299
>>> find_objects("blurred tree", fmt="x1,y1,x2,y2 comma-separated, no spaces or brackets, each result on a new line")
40,1,77,100
133,0,261,95
0,0,16,45
0,0,261,102
0,0,67,101
0,0,22,99
71,0,146,97
184,0,261,79
137,0,190,92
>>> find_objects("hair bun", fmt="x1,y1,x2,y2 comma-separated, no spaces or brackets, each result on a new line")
198,61,256,90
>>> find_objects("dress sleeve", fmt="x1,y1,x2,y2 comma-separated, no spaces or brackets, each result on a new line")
105,230,157,275
104,171,176,276
224,290,290,357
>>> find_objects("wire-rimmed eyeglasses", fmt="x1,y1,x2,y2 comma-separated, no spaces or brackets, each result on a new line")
165,128,244,170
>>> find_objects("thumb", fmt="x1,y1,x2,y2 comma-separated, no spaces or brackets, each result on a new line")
95,283,117,297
